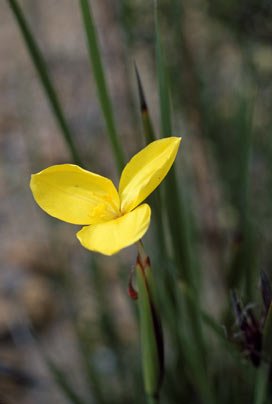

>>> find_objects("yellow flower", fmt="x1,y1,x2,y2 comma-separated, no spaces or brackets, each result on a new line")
30,137,181,255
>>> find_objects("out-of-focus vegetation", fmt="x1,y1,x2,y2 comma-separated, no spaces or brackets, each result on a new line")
2,0,272,403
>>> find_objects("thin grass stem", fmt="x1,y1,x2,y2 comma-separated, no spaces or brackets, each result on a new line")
79,0,125,173
6,0,82,166
254,365,269,404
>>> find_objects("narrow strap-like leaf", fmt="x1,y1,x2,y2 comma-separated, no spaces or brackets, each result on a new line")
136,262,163,400
7,0,82,166
134,64,156,144
254,364,269,404
79,0,125,173
46,359,86,404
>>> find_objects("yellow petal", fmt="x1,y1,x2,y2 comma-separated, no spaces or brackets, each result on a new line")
77,203,151,255
119,137,181,213
30,164,120,225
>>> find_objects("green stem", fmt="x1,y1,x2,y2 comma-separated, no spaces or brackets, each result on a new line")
254,365,269,404
147,395,159,404
7,0,82,166
136,241,163,402
137,239,147,261
79,0,125,173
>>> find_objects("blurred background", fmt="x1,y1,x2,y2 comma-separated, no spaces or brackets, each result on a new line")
1,0,272,403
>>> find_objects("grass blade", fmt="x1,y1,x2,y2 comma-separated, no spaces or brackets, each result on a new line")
254,365,269,404
79,0,125,173
74,326,107,404
154,3,200,303
155,11,172,140
136,250,163,401
228,95,256,298
6,0,82,166
154,5,215,400
154,3,197,288
263,301,272,361
134,64,156,144
46,359,86,404
134,64,168,258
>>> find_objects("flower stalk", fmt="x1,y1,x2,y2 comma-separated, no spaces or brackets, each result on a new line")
136,241,164,403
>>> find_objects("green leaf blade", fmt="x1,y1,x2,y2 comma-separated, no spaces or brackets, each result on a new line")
7,0,82,166
79,0,125,173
